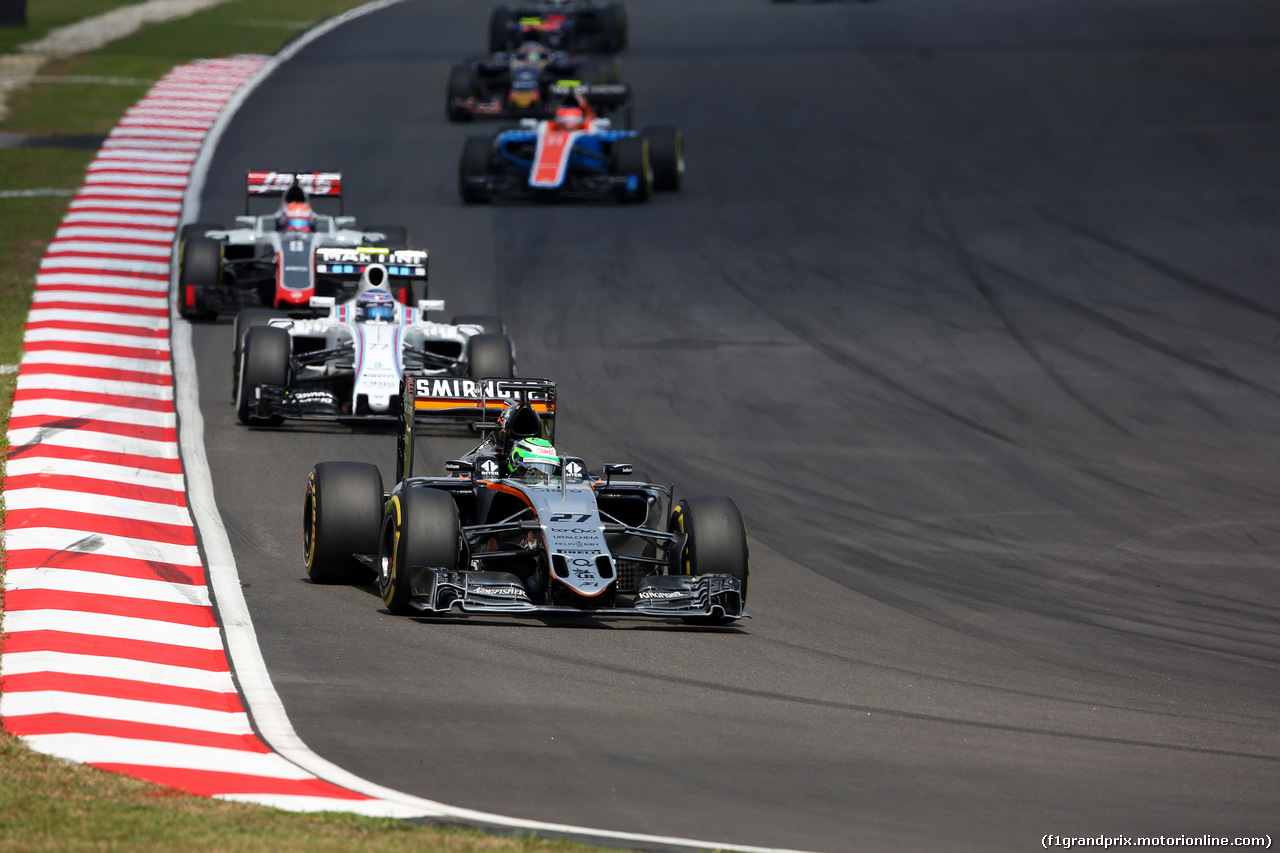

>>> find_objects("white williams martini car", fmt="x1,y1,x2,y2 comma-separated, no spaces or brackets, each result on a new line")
233,253,515,427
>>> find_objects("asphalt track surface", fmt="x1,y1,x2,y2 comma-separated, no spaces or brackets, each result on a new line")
189,1,1280,850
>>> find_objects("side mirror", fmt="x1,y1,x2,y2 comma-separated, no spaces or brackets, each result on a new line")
445,459,474,475
418,299,445,315
234,215,255,227
334,216,357,228
309,295,336,309
519,118,538,129
602,463,633,485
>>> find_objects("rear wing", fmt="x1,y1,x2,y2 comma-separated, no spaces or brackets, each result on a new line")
314,247,428,280
550,82,631,109
245,170,343,213
398,377,557,482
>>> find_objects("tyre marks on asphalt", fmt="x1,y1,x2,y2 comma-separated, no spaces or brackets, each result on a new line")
0,57,391,812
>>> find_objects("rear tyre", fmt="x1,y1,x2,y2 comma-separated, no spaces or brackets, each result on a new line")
600,4,628,51
459,136,494,204
451,314,505,335
467,333,515,380
380,488,462,615
231,308,287,402
304,462,383,585
612,136,651,202
670,495,750,623
365,224,408,250
236,325,290,426
177,234,222,320
644,126,683,192
488,8,515,52
446,64,475,122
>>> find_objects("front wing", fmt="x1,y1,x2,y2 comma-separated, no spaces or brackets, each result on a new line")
395,568,748,621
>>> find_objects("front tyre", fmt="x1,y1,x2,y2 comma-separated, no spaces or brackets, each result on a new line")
380,488,463,615
304,462,384,585
230,308,287,402
459,136,494,204
236,325,290,426
612,135,651,202
670,495,750,623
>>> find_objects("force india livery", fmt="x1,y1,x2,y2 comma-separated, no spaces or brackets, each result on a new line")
234,260,515,427
176,171,415,318
459,85,681,202
303,378,750,624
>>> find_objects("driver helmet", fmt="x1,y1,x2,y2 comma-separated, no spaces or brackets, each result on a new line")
354,289,396,323
553,106,585,130
280,201,314,232
517,40,546,63
508,437,560,477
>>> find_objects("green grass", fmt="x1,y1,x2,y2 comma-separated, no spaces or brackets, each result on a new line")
0,731,619,852
0,4,643,851
0,0,146,54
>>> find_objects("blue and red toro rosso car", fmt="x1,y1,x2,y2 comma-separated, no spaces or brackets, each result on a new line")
458,85,681,203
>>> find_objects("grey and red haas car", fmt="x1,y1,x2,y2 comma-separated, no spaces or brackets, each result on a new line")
303,377,750,625
175,171,414,319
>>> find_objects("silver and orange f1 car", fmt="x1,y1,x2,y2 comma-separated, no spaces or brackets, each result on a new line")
302,378,750,624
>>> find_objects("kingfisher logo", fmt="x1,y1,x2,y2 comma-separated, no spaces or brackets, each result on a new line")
473,585,526,597
638,589,685,601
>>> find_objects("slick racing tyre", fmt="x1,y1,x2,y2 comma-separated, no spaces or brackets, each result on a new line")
670,495,750,623
177,233,222,320
446,64,475,122
467,333,515,380
304,462,383,585
380,487,462,615
643,126,683,192
451,314,506,335
488,8,515,52
600,3,628,51
230,308,287,402
459,136,494,204
612,136,651,202
365,224,408,250
236,325,289,426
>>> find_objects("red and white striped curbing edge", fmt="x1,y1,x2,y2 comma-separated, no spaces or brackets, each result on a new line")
0,56,395,813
